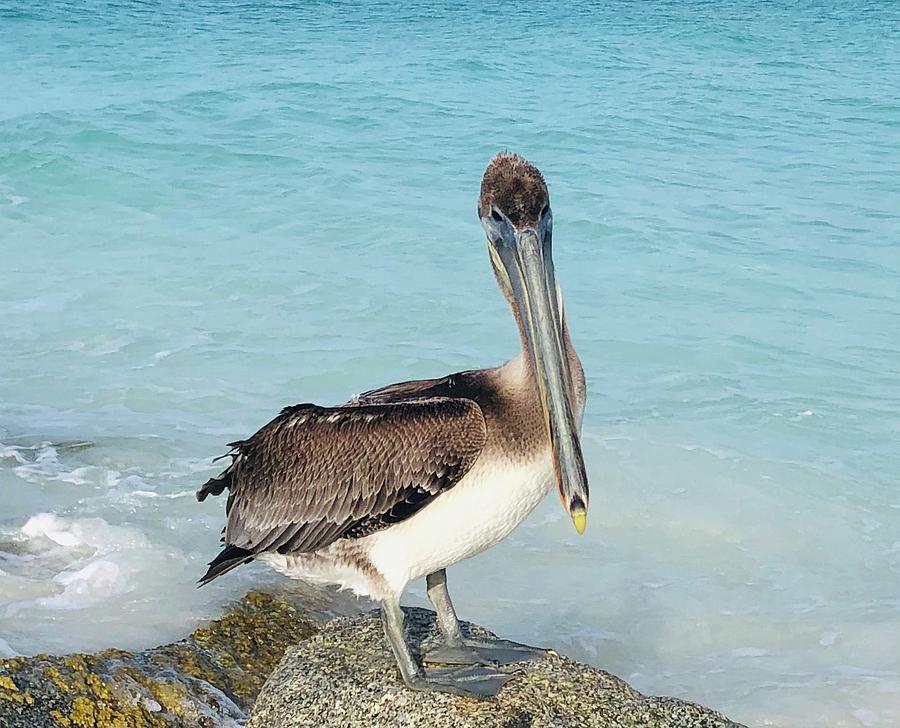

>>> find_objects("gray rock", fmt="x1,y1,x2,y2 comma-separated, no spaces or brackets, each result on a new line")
248,607,746,728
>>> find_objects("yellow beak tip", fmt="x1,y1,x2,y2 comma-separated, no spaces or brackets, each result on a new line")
571,510,587,535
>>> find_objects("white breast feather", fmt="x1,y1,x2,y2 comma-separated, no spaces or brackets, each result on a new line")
365,454,553,596
258,454,553,601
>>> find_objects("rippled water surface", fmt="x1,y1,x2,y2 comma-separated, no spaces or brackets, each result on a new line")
2,2,899,726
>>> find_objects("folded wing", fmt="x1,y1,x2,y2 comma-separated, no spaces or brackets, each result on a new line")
196,397,486,583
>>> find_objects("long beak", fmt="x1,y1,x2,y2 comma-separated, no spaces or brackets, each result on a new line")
490,225,590,534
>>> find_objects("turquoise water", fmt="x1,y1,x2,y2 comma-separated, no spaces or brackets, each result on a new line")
2,1,899,725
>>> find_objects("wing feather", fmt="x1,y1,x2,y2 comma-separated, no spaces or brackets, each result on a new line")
198,397,486,565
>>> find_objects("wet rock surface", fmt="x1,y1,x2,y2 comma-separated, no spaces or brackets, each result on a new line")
0,592,316,728
248,606,746,728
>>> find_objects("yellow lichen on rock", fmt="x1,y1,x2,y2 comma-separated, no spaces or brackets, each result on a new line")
0,675,19,691
0,674,36,706
44,667,71,693
68,697,97,728
0,590,322,728
85,673,112,701
49,708,72,726
67,693,157,728
145,679,187,717
50,710,72,728
63,656,89,674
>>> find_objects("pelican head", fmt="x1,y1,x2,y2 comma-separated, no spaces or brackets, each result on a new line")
478,152,589,535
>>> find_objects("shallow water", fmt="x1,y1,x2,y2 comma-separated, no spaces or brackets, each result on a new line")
2,2,899,725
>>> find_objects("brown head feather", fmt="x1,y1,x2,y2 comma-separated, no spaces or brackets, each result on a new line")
478,152,549,228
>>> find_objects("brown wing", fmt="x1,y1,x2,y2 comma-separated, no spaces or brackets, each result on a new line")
196,397,486,583
354,374,459,404
354,368,495,407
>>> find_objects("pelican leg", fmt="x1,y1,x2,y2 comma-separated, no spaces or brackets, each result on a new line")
422,569,550,666
380,597,514,699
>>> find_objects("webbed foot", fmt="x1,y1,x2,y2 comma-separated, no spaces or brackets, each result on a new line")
423,637,551,666
405,663,517,699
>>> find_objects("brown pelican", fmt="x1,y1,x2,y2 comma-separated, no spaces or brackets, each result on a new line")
197,152,589,698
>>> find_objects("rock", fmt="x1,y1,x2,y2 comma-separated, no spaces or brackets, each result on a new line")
2,595,746,728
248,607,746,728
0,591,317,728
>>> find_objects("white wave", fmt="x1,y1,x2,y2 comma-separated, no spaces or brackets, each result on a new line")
3,514,150,611
39,560,125,610
6,442,122,488
125,489,196,500
7,441,62,481
21,513,85,547
0,448,28,464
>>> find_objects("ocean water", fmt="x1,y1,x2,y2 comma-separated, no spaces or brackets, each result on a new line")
1,1,899,725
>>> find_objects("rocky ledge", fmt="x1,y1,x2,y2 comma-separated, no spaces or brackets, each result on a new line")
1,595,745,728
248,606,745,728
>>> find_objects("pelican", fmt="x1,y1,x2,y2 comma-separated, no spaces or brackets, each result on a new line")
197,152,589,698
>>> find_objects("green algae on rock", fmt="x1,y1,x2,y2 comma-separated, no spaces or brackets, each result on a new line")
248,607,747,728
0,592,316,728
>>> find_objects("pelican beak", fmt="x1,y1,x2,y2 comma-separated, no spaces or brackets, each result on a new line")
483,213,589,534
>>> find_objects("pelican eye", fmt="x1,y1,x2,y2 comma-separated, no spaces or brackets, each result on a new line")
491,209,503,223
